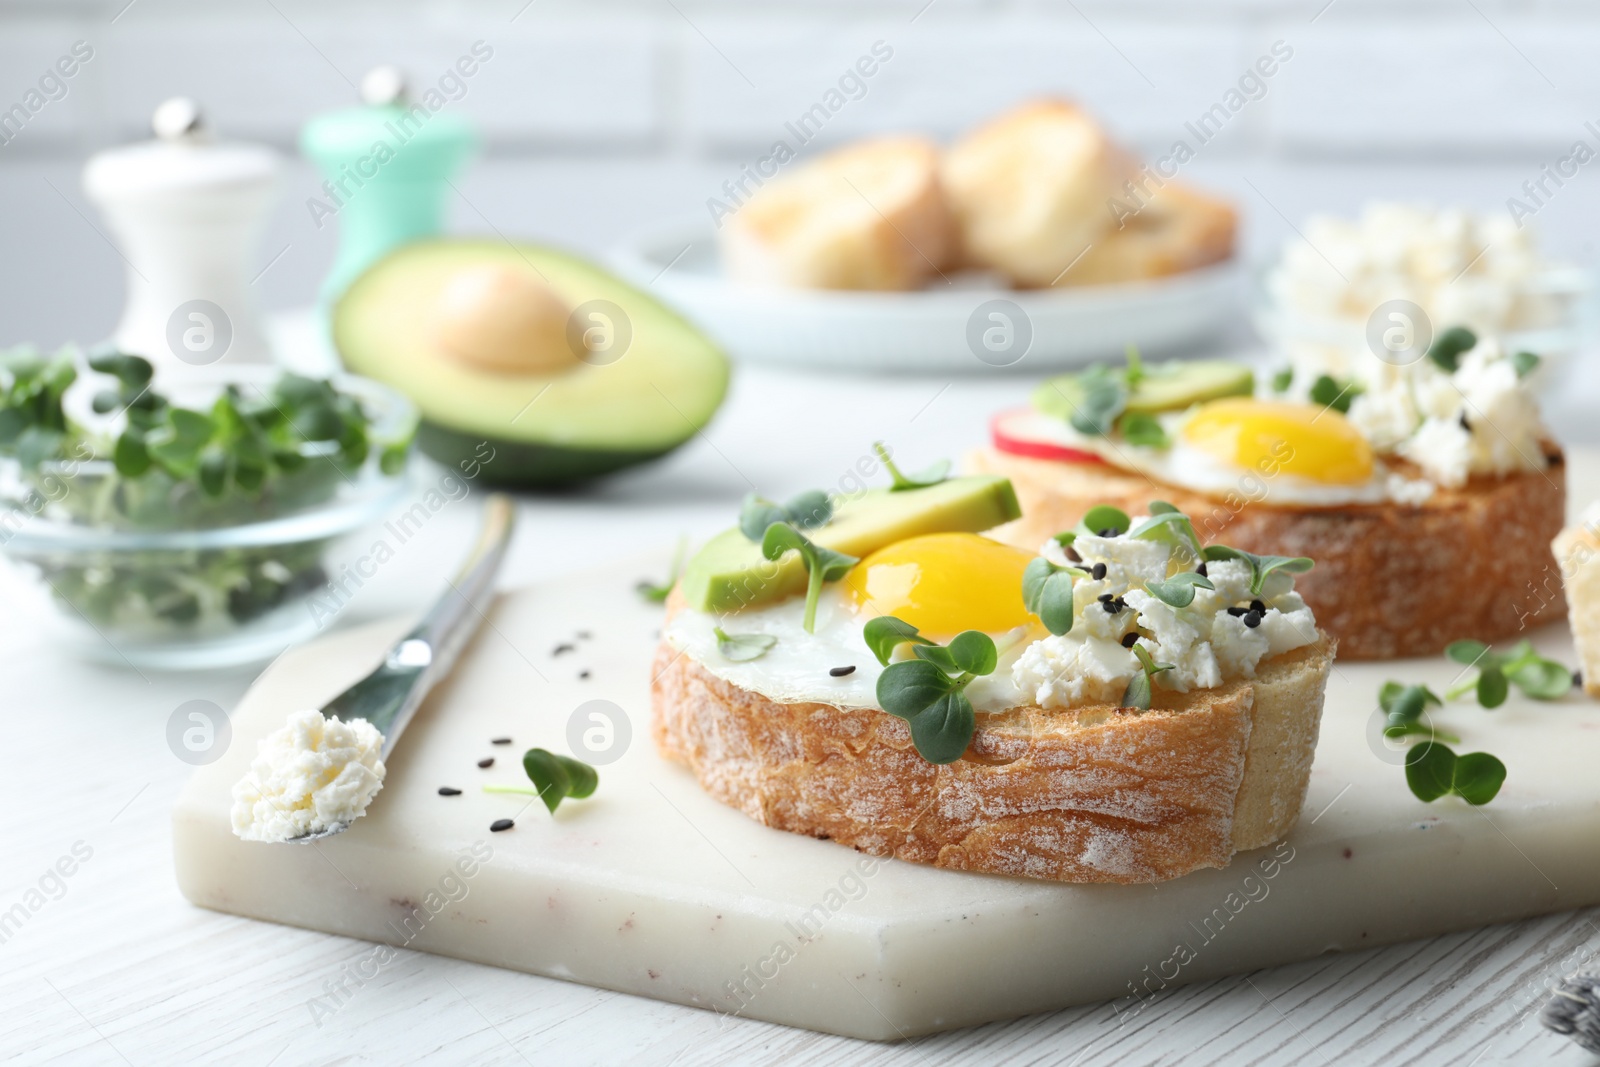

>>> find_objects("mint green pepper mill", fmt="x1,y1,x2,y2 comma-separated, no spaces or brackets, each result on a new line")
300,66,476,310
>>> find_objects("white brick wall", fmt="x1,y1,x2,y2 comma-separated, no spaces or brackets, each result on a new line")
3,0,1596,157
5,0,1600,345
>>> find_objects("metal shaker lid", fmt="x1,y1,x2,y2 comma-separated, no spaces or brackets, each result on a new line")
83,97,280,201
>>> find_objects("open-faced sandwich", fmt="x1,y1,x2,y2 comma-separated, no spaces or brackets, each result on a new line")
972,334,1565,660
652,458,1333,884
973,333,1564,660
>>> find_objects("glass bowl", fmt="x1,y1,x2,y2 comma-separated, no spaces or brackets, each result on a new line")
0,366,417,670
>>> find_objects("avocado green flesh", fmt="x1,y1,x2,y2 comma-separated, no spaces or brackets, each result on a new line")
333,239,729,485
680,476,1023,615
1032,360,1255,421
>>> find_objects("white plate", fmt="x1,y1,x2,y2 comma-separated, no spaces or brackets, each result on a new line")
609,224,1244,374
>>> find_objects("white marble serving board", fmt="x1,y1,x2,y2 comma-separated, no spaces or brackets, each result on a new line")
174,488,1600,1043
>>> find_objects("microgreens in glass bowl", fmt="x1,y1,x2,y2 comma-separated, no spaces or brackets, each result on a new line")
0,346,418,669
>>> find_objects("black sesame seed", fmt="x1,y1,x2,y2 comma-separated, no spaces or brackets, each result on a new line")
1097,592,1114,602
1226,605,1248,617
1098,528,1119,538
1244,610,1263,628
1196,562,1207,577
1574,670,1584,688
489,818,514,832
1459,413,1471,432
491,737,512,745
829,665,856,677
1091,562,1107,581
477,757,495,769
1102,598,1122,614
438,786,462,796
1120,632,1139,648
578,669,591,680
1064,544,1083,562
552,643,576,656
1250,599,1266,614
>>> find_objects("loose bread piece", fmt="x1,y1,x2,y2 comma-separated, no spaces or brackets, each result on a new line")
720,137,955,291
652,635,1334,885
969,447,1567,661
1055,182,1237,286
942,99,1132,287
1554,521,1600,696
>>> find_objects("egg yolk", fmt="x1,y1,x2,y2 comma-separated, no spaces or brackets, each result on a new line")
846,533,1036,640
1182,399,1374,485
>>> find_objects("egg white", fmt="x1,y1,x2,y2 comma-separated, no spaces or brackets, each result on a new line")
663,585,1033,712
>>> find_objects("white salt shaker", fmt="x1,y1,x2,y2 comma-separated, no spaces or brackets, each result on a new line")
82,97,281,373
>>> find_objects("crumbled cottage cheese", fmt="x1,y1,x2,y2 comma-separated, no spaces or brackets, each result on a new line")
1267,202,1543,350
230,709,386,842
1264,203,1554,493
1012,527,1318,711
1336,336,1548,488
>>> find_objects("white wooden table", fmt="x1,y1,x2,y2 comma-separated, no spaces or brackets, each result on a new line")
5,358,1600,1067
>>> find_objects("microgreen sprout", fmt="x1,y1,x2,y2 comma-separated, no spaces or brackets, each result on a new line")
1309,374,1362,414
636,536,687,603
482,748,599,813
1377,681,1457,743
1064,347,1186,444
1270,367,1293,394
1119,412,1168,448
863,615,935,665
739,489,832,542
1444,639,1572,706
761,521,858,634
1427,325,1477,373
871,619,998,764
1512,350,1540,378
1201,545,1314,596
1122,643,1174,711
1021,555,1086,635
713,627,776,662
1404,742,1506,806
873,441,950,492
1144,570,1215,608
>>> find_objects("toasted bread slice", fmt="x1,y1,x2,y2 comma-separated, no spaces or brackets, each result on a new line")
720,137,955,291
1056,181,1237,286
652,634,1333,885
969,447,1567,661
1554,521,1600,696
942,99,1132,287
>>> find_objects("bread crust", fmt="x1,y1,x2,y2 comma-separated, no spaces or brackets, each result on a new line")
969,446,1567,660
1555,524,1600,696
720,137,955,291
942,99,1132,287
1056,182,1237,287
652,636,1333,885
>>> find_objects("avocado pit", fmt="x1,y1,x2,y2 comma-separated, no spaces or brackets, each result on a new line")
433,264,579,376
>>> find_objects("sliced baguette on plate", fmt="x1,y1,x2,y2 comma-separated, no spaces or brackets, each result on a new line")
970,447,1567,661
942,99,1132,288
652,625,1334,886
1055,181,1237,286
719,136,955,291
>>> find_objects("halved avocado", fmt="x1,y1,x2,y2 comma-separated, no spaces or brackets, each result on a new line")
333,239,730,487
681,476,1022,614
1032,359,1254,422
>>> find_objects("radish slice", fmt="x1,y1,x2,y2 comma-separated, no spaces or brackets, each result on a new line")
991,409,1107,465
